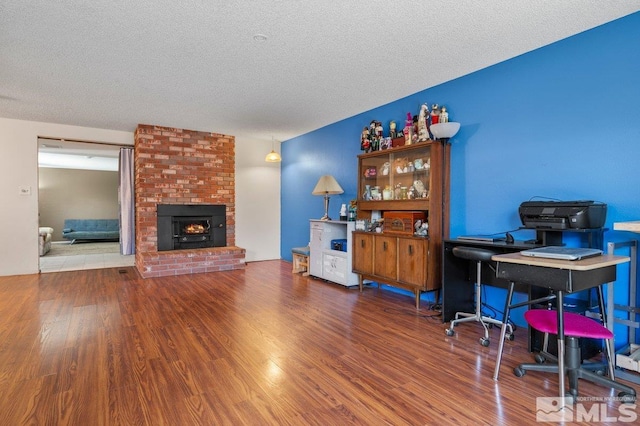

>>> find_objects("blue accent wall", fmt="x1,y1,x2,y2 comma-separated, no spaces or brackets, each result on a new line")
281,13,640,337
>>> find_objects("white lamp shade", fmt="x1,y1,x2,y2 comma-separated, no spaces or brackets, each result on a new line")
312,175,344,195
430,122,461,139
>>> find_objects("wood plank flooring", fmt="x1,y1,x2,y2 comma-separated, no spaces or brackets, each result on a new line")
0,260,637,425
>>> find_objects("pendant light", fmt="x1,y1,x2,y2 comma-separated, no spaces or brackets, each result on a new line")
265,137,281,162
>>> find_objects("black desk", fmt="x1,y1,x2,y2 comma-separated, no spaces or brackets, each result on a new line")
442,238,540,323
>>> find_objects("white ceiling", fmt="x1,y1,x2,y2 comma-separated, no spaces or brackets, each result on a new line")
37,138,120,171
2,1,639,144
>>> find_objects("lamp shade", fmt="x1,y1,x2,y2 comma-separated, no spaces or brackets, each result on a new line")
430,122,460,139
265,137,282,162
312,175,344,195
265,150,281,162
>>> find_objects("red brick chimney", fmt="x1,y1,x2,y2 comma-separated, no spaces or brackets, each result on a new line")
134,124,245,278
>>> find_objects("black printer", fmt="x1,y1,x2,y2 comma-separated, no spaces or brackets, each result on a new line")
519,200,607,230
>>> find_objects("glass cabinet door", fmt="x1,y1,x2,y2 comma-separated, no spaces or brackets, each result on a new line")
358,144,431,203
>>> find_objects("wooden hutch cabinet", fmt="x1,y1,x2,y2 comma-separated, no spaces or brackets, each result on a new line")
352,141,450,308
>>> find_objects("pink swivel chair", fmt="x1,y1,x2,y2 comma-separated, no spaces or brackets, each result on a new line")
514,309,636,402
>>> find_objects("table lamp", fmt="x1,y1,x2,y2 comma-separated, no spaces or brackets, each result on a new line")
312,175,344,221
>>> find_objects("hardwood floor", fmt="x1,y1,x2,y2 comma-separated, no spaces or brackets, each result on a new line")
0,260,637,425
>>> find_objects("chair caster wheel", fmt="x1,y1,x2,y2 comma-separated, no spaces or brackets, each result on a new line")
480,338,490,347
507,333,515,341
619,392,636,404
487,323,493,329
534,354,546,364
445,328,455,336
513,366,526,377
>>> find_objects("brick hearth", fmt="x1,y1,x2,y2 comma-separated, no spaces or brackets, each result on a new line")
134,124,245,278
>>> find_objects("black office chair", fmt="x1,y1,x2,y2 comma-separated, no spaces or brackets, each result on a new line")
445,246,514,346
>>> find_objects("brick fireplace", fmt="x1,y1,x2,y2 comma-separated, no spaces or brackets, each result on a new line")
134,124,245,278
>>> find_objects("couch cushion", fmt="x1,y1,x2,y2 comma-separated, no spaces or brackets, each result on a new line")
62,219,120,241
63,219,119,232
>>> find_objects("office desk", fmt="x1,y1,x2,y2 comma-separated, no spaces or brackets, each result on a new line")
491,252,630,401
442,239,540,323
613,221,640,233
610,221,640,385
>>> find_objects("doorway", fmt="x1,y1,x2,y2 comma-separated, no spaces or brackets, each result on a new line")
37,138,134,272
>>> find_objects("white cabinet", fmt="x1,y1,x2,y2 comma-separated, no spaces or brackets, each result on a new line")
309,223,324,277
323,253,348,284
309,220,358,287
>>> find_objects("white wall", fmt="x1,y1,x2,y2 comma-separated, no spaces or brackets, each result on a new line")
235,137,281,262
39,168,120,242
0,117,281,276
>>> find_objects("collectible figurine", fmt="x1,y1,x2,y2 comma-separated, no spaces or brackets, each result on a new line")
375,121,383,137
381,161,390,175
389,121,397,138
414,220,429,237
360,127,370,152
430,104,441,125
413,179,425,196
403,112,413,145
418,104,430,141
366,120,382,151
348,201,357,221
440,106,449,123
363,185,372,200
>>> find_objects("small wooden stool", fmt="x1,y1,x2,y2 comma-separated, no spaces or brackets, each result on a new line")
291,246,310,276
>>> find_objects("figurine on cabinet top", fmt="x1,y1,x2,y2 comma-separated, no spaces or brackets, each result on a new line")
360,127,371,152
380,137,391,150
418,104,430,141
389,121,397,138
430,104,441,125
403,112,413,145
375,121,383,137
440,106,449,123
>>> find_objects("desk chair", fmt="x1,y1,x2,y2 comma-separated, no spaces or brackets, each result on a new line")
514,309,636,402
445,246,514,346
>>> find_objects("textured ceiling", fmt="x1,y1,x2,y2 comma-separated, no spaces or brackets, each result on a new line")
1,1,639,144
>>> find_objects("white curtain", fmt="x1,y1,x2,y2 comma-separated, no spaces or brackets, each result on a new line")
119,147,135,255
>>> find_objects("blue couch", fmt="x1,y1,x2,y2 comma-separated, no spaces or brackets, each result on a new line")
62,219,120,243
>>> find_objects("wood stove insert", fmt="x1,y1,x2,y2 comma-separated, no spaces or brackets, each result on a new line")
157,204,226,251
